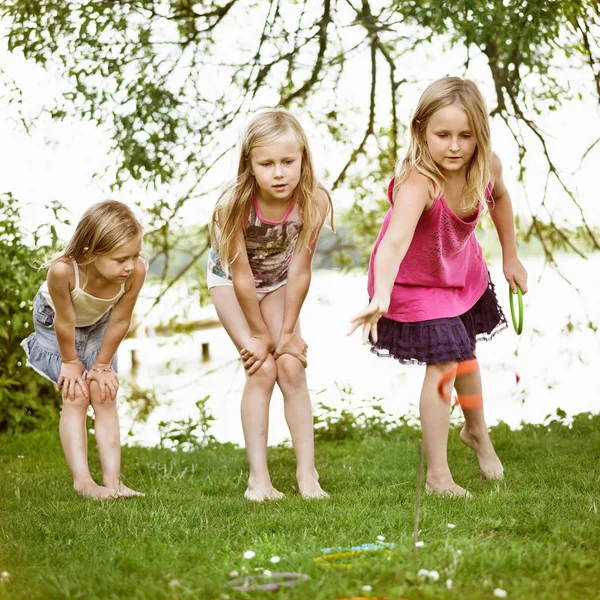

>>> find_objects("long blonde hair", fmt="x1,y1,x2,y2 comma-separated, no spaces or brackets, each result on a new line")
210,107,333,272
47,200,142,267
395,77,492,212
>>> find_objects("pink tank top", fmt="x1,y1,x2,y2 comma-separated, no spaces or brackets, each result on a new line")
367,179,491,322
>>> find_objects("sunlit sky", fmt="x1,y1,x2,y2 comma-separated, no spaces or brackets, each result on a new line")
1,12,599,243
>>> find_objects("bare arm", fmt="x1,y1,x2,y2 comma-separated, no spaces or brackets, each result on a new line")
87,259,146,401
47,261,89,400
229,228,274,375
273,188,332,365
94,259,146,366
348,173,430,343
489,154,528,294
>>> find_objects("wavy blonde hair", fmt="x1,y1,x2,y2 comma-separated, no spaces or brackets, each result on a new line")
210,107,333,273
395,77,492,212
47,200,142,267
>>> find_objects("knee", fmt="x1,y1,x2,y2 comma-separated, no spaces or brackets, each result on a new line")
275,354,305,387
62,390,90,409
248,355,278,388
89,380,118,410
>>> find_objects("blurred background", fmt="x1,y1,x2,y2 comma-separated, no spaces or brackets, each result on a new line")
1,0,598,445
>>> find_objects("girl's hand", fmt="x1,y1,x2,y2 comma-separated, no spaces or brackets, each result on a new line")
57,359,89,401
86,365,119,402
240,334,275,376
273,333,308,368
503,257,528,294
347,297,389,345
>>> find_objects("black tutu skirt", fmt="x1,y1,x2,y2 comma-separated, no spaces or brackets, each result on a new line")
370,276,507,365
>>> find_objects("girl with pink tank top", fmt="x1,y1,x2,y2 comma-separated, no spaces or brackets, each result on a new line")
349,78,528,498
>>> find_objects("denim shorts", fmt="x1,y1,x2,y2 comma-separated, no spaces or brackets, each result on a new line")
20,292,118,385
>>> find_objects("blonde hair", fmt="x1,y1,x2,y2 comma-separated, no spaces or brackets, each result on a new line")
395,77,492,212
48,200,142,267
210,107,333,272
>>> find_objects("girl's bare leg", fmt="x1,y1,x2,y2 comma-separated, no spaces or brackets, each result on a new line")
420,362,471,497
90,381,144,497
211,286,282,502
260,286,328,499
59,389,117,499
454,360,504,479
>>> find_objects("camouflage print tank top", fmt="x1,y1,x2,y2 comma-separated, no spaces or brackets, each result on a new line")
207,196,303,293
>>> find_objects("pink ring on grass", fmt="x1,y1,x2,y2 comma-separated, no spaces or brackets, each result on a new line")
228,572,309,592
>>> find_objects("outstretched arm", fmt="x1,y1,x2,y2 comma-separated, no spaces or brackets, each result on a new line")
88,259,146,401
274,188,332,366
348,173,430,344
489,154,528,294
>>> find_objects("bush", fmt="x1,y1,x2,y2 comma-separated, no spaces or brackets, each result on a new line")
0,193,62,432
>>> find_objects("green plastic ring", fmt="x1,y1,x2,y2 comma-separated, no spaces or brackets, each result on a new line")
509,286,524,335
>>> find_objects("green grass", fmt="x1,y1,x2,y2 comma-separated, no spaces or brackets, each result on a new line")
1,414,600,599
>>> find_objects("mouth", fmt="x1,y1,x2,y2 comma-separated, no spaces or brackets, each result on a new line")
447,156,461,161
272,183,288,190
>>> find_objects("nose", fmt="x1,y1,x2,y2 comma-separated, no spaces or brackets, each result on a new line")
274,163,283,177
450,137,460,152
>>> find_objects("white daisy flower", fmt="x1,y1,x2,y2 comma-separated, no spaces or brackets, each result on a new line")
270,556,280,563
493,589,508,598
447,523,456,529
446,579,453,589
415,540,425,548
243,550,255,559
362,585,373,592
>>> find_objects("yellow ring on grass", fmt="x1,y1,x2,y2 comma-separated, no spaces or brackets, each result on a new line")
313,549,393,569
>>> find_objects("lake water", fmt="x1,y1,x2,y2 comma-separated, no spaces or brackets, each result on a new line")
120,254,600,447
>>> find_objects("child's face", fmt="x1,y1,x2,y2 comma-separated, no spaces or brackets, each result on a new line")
250,131,303,202
92,234,143,283
425,104,478,176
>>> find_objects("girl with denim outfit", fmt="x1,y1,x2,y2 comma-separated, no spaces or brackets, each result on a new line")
22,200,146,499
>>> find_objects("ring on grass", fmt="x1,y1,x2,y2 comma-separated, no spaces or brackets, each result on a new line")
228,572,308,592
314,549,393,569
336,597,390,600
321,543,396,554
509,286,524,335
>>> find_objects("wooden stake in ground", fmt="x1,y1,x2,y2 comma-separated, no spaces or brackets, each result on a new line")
413,438,424,557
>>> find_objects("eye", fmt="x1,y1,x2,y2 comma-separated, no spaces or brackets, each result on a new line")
284,159,295,165
437,133,448,138
261,161,272,167
460,134,472,139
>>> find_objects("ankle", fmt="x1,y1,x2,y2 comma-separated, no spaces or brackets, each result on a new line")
103,476,121,489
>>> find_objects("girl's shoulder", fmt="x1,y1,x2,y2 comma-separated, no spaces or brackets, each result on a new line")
124,258,147,294
47,258,76,291
390,171,433,207
491,152,503,183
315,184,332,212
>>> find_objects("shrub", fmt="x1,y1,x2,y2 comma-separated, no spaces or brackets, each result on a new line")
0,193,62,432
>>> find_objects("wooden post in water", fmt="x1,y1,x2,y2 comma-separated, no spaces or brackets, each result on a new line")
201,342,210,362
131,348,139,378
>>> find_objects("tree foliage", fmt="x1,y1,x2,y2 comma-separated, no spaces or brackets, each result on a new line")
0,194,62,432
1,0,599,276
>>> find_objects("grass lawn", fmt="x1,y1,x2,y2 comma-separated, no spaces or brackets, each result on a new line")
1,412,599,599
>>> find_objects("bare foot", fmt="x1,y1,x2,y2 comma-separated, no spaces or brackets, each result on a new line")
297,471,329,499
425,480,472,498
460,426,504,480
244,484,284,502
115,483,145,498
74,481,119,500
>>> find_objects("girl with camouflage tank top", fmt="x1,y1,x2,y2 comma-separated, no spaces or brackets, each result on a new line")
209,108,333,502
